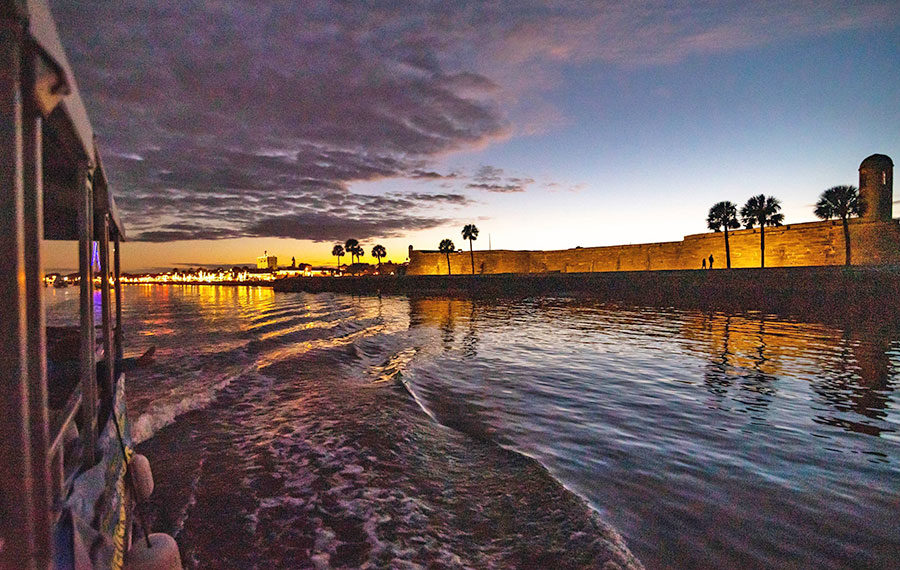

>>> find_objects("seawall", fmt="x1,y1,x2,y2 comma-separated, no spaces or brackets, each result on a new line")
408,219,900,275
273,265,900,322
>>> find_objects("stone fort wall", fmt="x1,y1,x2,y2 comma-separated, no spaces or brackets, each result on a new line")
407,219,900,275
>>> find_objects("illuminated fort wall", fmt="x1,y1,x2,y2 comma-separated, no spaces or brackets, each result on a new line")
407,219,900,275
408,154,897,276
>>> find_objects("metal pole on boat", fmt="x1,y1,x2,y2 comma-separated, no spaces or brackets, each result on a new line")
100,214,114,406
78,164,98,468
114,231,123,361
22,34,51,569
0,14,38,570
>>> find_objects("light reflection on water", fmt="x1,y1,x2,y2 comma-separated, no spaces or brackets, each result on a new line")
401,297,900,570
44,286,900,569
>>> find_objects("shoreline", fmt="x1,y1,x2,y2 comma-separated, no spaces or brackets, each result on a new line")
119,281,275,287
273,265,900,322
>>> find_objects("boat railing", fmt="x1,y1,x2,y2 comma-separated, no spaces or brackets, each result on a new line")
1,1,127,567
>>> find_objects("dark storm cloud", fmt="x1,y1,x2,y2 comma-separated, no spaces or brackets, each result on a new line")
136,229,231,243
126,187,472,242
51,0,508,241
49,0,895,241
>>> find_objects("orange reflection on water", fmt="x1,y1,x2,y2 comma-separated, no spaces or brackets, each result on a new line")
408,298,897,437
682,312,894,424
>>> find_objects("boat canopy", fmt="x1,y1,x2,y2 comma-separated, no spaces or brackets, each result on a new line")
43,140,127,242
7,0,125,241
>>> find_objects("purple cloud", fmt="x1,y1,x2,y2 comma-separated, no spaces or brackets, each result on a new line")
48,0,895,241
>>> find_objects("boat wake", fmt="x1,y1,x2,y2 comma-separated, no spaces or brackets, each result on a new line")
131,363,257,444
124,291,645,568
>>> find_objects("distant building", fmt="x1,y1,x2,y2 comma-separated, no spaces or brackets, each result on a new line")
257,251,277,270
276,263,312,278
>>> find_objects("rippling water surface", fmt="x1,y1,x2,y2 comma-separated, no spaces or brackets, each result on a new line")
46,285,900,569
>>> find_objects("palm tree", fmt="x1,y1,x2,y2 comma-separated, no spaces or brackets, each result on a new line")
706,201,740,268
814,185,864,265
438,239,455,275
740,194,784,268
331,245,344,272
354,245,365,264
345,238,359,264
371,244,386,270
461,224,479,274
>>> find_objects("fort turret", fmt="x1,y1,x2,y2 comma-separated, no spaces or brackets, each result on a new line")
859,154,894,221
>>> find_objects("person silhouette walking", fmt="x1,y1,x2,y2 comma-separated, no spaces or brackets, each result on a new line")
701,258,706,269
708,254,714,269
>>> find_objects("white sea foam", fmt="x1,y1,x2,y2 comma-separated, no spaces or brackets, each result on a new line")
131,363,257,444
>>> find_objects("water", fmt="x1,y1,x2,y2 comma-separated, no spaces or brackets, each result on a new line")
45,285,900,569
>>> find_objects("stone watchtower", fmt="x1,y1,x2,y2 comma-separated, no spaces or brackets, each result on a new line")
859,154,894,220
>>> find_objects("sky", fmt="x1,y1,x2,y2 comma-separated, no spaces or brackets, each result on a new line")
44,0,900,272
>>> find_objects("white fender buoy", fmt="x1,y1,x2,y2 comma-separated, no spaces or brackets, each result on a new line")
129,454,154,502
125,533,183,570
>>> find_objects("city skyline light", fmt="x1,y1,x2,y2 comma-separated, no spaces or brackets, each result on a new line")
42,1,900,272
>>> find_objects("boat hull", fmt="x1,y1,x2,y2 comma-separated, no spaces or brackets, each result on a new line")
55,373,134,570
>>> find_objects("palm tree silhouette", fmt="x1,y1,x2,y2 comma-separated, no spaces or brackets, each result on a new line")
740,194,784,268
331,244,344,272
345,238,359,264
814,185,864,265
461,224,479,274
352,246,365,273
372,244,386,270
706,201,740,268
439,239,455,275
